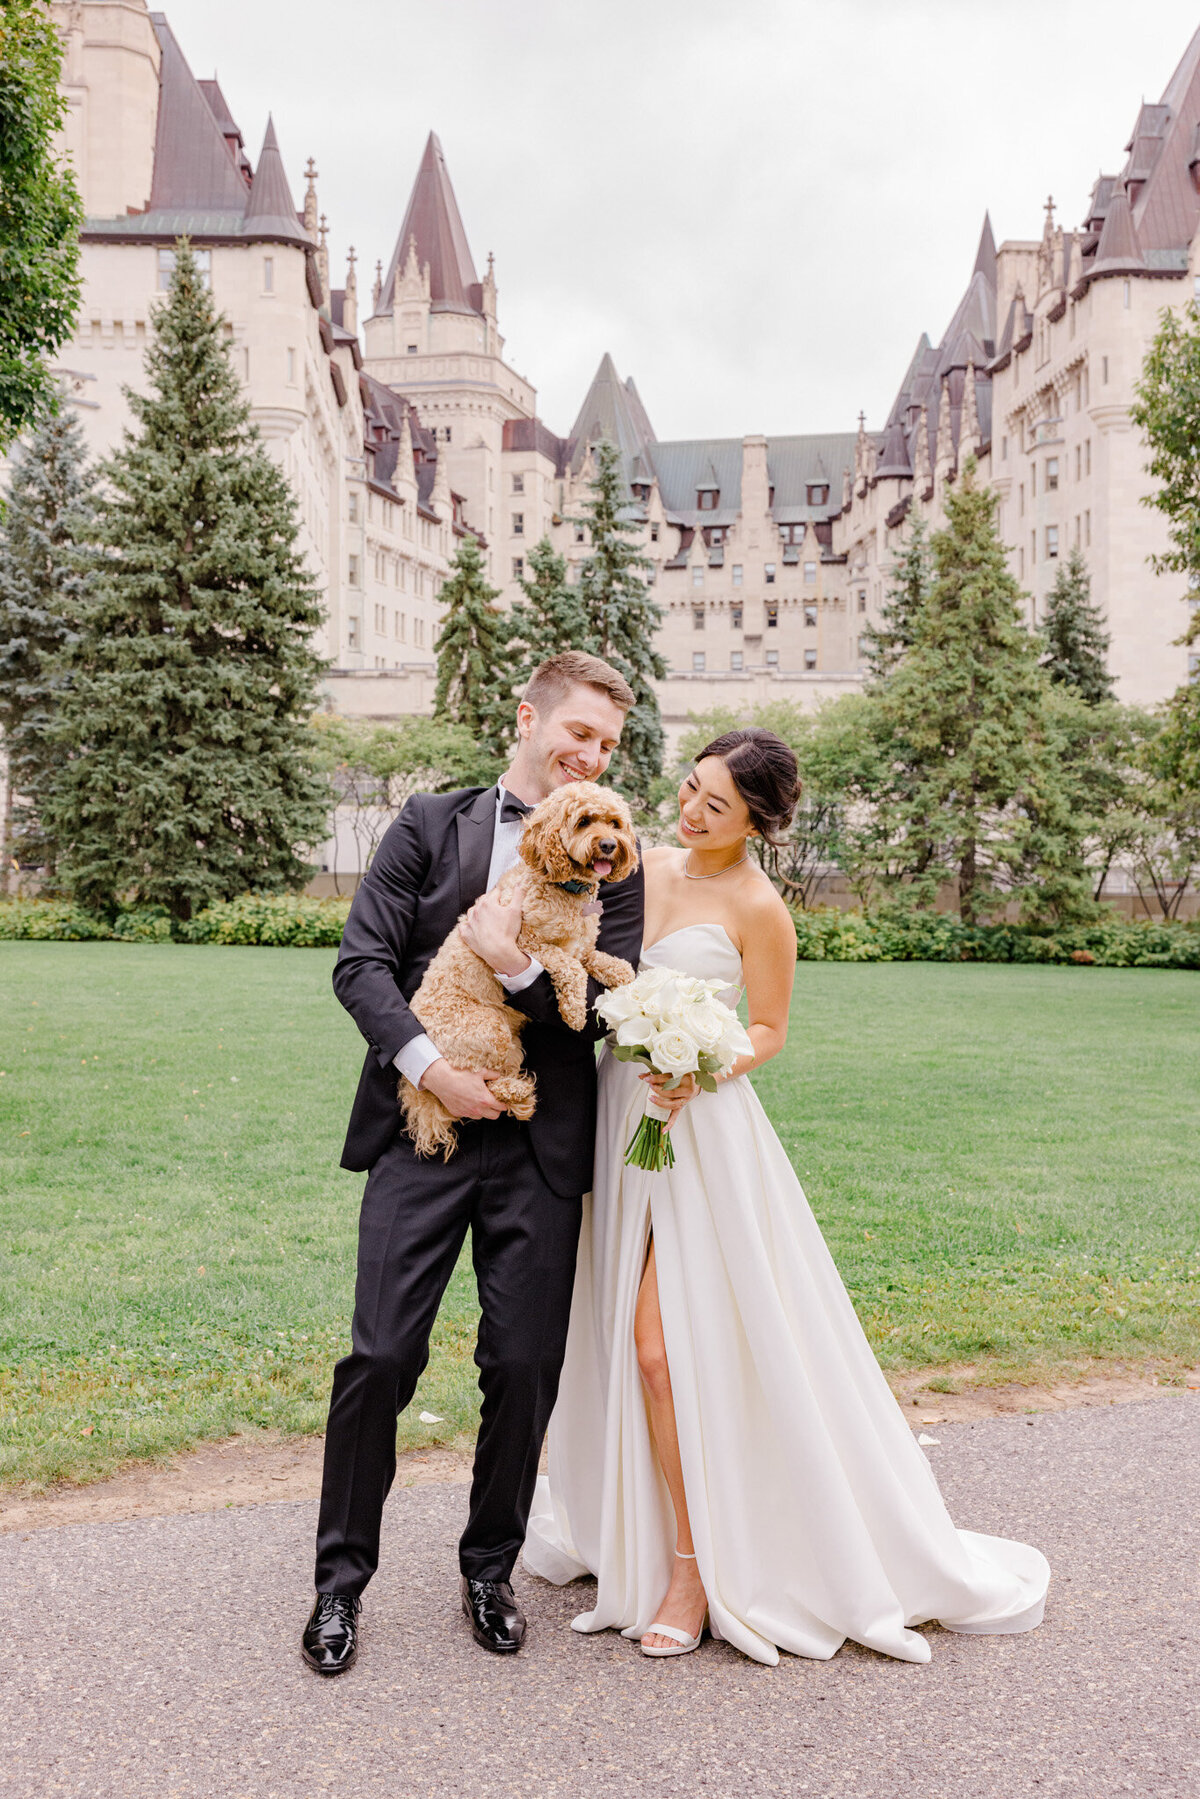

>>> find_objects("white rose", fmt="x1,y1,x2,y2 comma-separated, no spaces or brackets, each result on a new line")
648,1028,700,1076
682,1002,725,1052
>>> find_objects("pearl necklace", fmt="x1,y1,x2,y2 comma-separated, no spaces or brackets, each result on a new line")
683,852,749,880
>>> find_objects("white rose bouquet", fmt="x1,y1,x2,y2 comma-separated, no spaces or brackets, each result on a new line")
594,965,754,1171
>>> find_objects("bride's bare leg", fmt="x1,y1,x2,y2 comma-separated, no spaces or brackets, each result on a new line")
634,1239,708,1650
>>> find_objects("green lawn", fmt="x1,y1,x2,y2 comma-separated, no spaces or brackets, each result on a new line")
1,944,1196,1491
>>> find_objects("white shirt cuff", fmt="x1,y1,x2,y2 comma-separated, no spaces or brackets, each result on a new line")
497,955,545,994
393,1033,443,1088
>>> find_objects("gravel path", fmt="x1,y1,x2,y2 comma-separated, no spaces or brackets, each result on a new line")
3,1396,1198,1799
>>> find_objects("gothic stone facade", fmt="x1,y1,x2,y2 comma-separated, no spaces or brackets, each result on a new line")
45,3,1200,742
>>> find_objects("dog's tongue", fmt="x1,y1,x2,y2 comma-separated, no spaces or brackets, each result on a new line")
590,858,613,878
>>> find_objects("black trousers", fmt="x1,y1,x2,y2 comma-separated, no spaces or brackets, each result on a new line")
314,1116,582,1595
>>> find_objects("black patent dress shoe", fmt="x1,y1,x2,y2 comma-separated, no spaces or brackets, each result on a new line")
461,1576,526,1654
301,1592,360,1676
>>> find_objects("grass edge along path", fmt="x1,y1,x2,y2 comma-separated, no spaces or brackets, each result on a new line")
1,944,1197,1492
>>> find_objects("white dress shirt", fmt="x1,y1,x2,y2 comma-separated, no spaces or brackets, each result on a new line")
393,782,545,1089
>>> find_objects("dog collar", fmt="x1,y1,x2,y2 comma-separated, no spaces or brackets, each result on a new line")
554,878,597,895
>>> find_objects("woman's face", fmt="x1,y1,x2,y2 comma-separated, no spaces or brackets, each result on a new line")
676,756,754,854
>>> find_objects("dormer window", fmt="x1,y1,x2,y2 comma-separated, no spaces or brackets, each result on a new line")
698,489,718,510
807,483,829,506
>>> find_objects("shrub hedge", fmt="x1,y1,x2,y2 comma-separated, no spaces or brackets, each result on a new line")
792,906,1200,969
0,894,350,948
2,893,1197,966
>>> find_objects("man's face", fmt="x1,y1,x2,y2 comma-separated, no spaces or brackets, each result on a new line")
516,685,626,797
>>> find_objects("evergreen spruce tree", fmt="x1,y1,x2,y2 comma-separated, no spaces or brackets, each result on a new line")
37,240,328,919
862,510,931,682
0,400,95,887
574,439,666,804
488,535,594,749
432,532,511,756
1040,547,1115,704
876,462,1086,922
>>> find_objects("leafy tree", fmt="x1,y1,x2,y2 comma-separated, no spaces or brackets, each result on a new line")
308,711,502,889
432,532,510,755
874,462,1087,923
1131,302,1200,792
0,398,94,888
0,1,83,445
1040,548,1115,705
37,241,328,919
862,511,932,682
574,439,666,804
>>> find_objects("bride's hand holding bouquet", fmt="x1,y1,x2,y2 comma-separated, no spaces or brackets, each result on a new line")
594,965,753,1171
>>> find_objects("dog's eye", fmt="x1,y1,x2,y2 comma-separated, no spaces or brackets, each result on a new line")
578,816,593,828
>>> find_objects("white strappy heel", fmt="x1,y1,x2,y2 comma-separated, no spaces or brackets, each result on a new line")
640,1551,708,1658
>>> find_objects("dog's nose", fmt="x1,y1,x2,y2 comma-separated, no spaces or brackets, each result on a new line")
597,838,616,855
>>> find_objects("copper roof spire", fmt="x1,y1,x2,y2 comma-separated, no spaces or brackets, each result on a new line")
244,115,308,244
379,131,481,316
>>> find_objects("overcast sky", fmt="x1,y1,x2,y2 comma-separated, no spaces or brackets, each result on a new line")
161,0,1200,443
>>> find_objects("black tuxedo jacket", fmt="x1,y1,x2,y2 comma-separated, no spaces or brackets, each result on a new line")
333,784,645,1196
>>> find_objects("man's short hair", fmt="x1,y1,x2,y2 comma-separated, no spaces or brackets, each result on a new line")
522,651,635,717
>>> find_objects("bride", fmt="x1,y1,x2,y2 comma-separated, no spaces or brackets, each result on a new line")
523,727,1050,1664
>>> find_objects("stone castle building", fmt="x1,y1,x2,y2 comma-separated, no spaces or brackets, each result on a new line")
40,2,1200,743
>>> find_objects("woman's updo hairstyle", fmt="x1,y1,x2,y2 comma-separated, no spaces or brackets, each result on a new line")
693,728,802,845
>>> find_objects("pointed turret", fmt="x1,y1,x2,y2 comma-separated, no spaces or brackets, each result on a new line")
379,132,481,317
303,157,319,239
1088,182,1147,279
972,213,997,288
567,353,657,477
874,419,911,480
343,247,358,335
244,116,308,244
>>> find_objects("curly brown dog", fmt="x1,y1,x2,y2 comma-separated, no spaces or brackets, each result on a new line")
399,780,639,1160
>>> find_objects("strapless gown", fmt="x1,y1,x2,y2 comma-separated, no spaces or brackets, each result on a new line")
523,922,1050,1665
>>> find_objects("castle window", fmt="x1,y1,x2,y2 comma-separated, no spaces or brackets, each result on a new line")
804,604,817,627
1046,525,1059,559
764,563,776,585
1085,439,1091,476
1046,458,1059,491
803,561,816,583
731,604,743,629
512,556,524,581
650,524,660,542
803,649,816,671
574,525,585,544
263,256,274,293
1020,483,1025,516
731,651,743,671
806,484,829,505
731,564,743,586
348,554,360,587
1031,464,1037,498
511,512,524,537
765,601,779,628
1102,356,1109,384
348,492,359,524
857,590,867,613
766,649,780,668
512,473,524,493
1001,435,1008,460
407,344,418,354
692,568,703,588
1030,531,1036,566
693,652,706,672
396,611,406,641
692,605,705,629
698,489,718,510
347,616,359,649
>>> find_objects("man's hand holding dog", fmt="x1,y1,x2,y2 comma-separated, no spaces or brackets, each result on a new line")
460,878,529,978
420,1059,509,1121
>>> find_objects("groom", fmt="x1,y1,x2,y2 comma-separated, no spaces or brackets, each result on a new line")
302,651,670,1676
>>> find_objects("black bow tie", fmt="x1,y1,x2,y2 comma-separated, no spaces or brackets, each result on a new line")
499,791,532,825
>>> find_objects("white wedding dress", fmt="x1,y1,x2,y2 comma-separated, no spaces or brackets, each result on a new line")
523,922,1050,1665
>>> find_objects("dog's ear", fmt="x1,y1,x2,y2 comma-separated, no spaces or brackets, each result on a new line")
520,802,575,883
